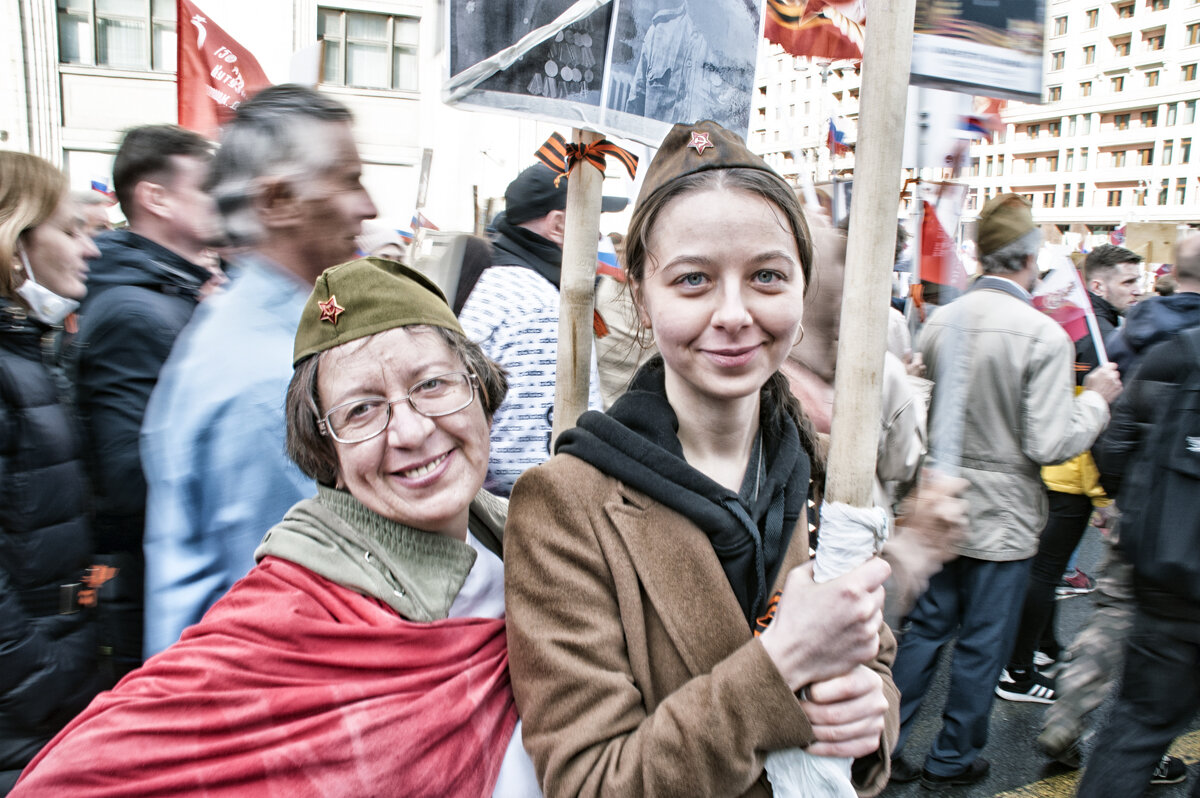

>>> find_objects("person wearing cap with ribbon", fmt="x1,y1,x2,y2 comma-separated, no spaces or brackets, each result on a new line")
886,194,1123,790
458,159,626,496
502,121,898,797
12,257,542,798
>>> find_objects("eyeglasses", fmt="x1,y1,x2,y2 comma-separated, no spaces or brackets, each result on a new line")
318,372,478,444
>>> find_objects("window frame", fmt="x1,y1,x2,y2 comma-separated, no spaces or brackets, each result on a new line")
318,6,420,93
56,0,178,72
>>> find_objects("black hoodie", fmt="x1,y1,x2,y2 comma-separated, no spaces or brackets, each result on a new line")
556,360,811,626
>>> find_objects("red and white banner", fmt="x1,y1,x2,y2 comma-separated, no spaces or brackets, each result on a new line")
177,0,271,139
920,199,968,291
1034,247,1107,362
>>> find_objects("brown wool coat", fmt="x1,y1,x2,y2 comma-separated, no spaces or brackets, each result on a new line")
505,454,900,798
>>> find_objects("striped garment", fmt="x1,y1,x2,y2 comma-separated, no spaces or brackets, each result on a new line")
459,266,601,496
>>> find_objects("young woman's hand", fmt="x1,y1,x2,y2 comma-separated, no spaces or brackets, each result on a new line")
800,664,888,759
759,557,890,691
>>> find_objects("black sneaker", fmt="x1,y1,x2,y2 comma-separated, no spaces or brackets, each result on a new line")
1151,754,1187,785
996,668,1057,704
919,758,990,791
890,755,923,784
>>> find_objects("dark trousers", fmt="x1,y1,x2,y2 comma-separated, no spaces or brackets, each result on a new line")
892,556,1032,776
1076,610,1200,798
1008,491,1093,670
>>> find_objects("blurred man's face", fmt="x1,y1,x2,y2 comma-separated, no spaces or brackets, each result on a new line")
162,155,221,252
1094,261,1143,313
293,123,378,279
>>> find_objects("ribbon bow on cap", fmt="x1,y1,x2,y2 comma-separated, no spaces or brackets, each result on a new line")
535,132,638,186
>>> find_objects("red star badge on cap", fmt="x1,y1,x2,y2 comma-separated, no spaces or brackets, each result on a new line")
318,295,345,325
687,131,714,155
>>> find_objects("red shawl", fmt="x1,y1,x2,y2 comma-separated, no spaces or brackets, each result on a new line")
14,557,517,797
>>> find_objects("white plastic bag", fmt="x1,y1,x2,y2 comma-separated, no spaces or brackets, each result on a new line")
764,501,888,798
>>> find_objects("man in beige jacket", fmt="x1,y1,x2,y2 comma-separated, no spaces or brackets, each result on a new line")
888,194,1123,791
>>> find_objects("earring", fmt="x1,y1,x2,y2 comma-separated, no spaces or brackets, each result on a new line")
794,324,805,346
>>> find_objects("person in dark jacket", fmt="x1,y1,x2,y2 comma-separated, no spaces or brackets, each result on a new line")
1106,241,1200,376
68,125,220,679
1077,316,1200,797
0,151,103,793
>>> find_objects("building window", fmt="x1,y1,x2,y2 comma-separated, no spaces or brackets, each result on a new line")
1167,102,1178,124
57,0,177,71
1112,75,1125,91
970,158,980,176
1063,187,1072,207
1182,138,1192,163
1148,0,1168,9
1117,2,1135,17
1048,154,1059,170
1048,85,1062,101
1081,151,1089,169
1054,16,1068,34
1066,151,1075,170
1080,80,1093,97
1050,121,1062,136
1159,179,1169,204
1164,141,1174,163
1043,191,1056,207
1113,36,1131,56
1146,70,1159,86
1177,178,1187,204
1087,8,1100,25
1136,186,1147,205
1051,50,1065,69
1083,44,1096,64
1184,63,1198,80
1028,123,1041,137
986,157,994,177
1142,109,1158,126
1112,150,1127,166
1107,190,1122,206
1186,100,1198,123
1114,113,1131,129
1189,22,1200,45
998,155,1005,174
1069,116,1078,135
318,8,419,91
1140,147,1154,164
1143,29,1165,50
1078,183,1086,205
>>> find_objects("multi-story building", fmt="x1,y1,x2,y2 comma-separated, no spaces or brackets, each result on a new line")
1,0,571,231
750,0,1200,236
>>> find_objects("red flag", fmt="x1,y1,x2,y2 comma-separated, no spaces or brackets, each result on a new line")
764,0,865,61
920,200,968,290
1033,251,1097,345
177,0,271,139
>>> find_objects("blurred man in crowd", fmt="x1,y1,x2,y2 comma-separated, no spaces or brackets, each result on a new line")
140,85,377,657
69,124,220,678
889,194,1121,791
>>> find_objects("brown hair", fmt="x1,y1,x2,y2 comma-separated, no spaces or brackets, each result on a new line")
623,167,825,485
286,325,508,486
0,152,67,299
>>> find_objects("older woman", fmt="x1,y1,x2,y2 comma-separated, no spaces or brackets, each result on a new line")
0,152,102,792
503,123,899,797
13,257,540,797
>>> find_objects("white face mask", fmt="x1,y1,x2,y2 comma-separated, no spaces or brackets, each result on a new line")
15,247,79,326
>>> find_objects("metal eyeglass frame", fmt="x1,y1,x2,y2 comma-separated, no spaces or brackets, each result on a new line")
318,371,478,444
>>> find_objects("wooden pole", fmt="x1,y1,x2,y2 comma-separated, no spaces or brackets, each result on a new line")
551,128,604,444
825,0,918,507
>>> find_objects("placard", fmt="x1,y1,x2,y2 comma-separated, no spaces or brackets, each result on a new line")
909,0,1045,103
446,0,764,145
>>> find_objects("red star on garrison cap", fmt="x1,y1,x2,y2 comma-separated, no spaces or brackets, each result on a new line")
318,295,345,325
687,131,714,155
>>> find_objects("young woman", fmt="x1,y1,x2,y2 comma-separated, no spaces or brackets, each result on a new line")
0,152,102,791
504,122,899,797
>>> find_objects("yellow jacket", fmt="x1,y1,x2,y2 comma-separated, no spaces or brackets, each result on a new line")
1042,387,1112,506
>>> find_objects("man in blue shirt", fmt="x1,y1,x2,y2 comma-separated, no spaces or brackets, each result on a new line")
140,85,378,657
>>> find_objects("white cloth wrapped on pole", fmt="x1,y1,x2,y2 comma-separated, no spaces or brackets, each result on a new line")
764,501,889,798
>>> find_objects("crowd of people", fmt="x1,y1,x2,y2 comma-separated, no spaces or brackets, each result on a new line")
0,83,1197,797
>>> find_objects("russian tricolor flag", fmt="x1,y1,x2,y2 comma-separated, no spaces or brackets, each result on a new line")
91,179,117,204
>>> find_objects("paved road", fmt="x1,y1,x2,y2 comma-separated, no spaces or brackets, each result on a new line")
880,529,1200,797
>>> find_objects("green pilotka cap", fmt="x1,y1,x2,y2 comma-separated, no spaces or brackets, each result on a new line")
977,193,1036,257
292,256,464,365
636,120,793,207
